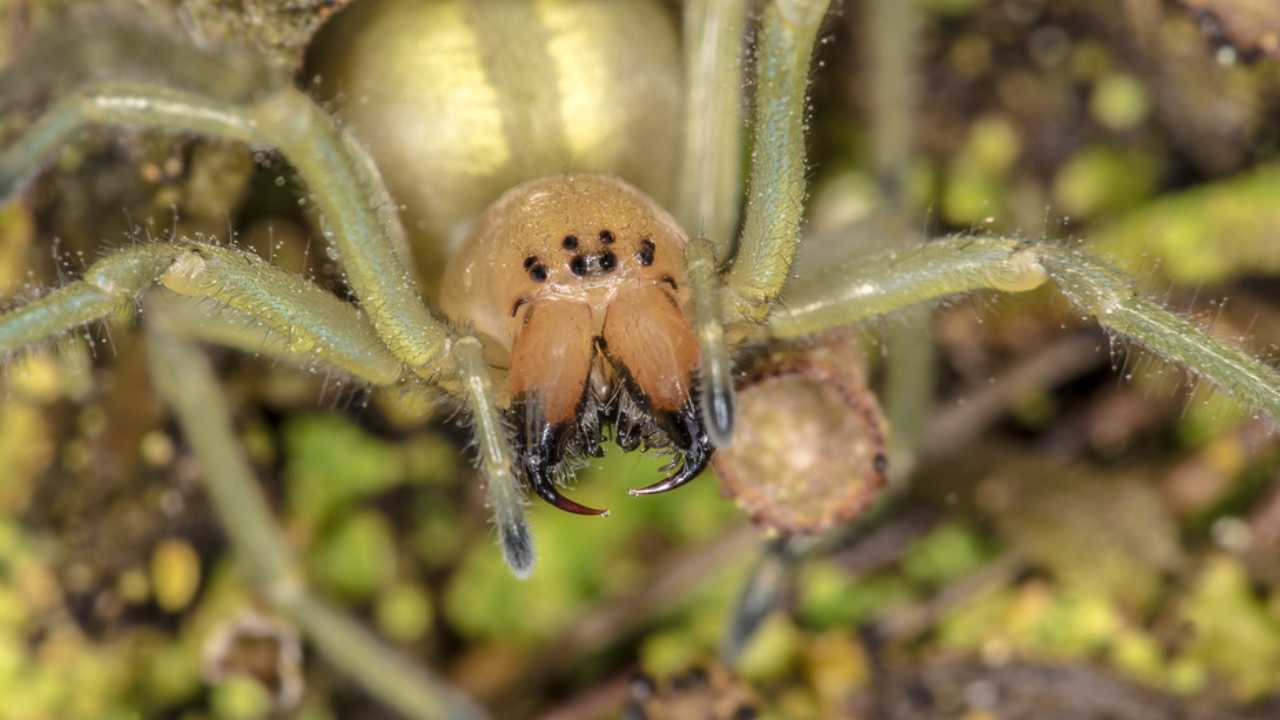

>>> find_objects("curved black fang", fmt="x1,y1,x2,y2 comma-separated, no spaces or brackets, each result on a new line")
629,396,713,496
516,398,607,516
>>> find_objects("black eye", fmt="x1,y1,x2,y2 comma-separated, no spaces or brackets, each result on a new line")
599,229,614,244
523,255,537,269
599,251,616,272
530,264,548,282
637,239,655,266
569,255,588,276
562,234,579,250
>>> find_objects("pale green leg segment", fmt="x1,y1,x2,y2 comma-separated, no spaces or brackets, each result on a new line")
0,242,403,386
679,0,749,448
158,244,403,385
1040,246,1280,418
145,316,488,720
685,237,736,446
768,236,1280,422
727,0,833,322
678,0,747,264
869,0,932,477
0,244,182,353
0,81,452,376
454,337,534,578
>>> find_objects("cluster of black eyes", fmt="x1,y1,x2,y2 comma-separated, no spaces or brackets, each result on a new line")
524,229,656,283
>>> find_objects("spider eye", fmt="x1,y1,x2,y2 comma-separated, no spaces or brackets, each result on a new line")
529,264,549,282
523,255,537,269
569,255,588,276
562,235,579,250
599,251,617,272
638,239,656,266
599,229,615,244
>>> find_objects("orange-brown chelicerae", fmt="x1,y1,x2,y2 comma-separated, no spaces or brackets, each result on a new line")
440,174,711,514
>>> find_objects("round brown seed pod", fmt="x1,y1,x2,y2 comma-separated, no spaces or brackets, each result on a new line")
714,340,889,535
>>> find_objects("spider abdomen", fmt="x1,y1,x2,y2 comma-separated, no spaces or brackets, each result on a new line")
312,0,683,288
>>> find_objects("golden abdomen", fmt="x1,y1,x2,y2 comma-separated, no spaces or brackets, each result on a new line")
311,0,683,292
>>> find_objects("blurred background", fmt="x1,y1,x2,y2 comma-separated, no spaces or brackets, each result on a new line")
4,0,1280,718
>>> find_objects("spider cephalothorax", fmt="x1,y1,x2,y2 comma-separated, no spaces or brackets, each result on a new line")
441,174,711,515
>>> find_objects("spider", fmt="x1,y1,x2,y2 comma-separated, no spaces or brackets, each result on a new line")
2,0,1280,590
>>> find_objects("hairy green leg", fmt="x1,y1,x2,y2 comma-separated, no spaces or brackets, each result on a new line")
1040,246,1280,417
0,77,451,376
0,241,403,386
726,0,833,322
154,293,447,414
685,236,736,445
679,0,749,447
678,0,747,264
0,243,182,353
766,236,1280,422
145,314,488,720
454,337,534,578
158,244,403,384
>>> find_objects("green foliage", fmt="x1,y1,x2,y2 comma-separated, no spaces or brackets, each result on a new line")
309,510,398,601
1181,555,1280,699
445,446,741,641
284,414,458,529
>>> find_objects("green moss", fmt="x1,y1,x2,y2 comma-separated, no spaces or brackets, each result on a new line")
284,414,406,527
1053,146,1159,219
1090,73,1150,131
1181,555,1280,699
734,613,802,683
444,445,738,641
798,562,916,629
309,510,398,600
639,630,704,678
901,521,992,587
210,675,272,720
1091,165,1280,285
375,583,434,643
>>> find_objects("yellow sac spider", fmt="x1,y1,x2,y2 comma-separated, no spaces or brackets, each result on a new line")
3,0,1280,587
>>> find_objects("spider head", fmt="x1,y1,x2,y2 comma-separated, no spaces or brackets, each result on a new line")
441,175,713,515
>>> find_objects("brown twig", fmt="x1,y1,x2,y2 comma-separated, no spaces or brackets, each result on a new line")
923,332,1106,458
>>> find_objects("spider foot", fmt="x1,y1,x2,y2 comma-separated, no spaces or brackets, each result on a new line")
513,397,608,516
629,397,713,496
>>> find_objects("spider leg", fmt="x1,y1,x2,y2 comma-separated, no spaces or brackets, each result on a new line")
0,242,403,386
146,311,486,720
723,0,834,324
454,338,538,573
766,236,1280,423
0,75,451,377
676,0,749,449
629,396,713,496
685,235,737,448
677,0,747,265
